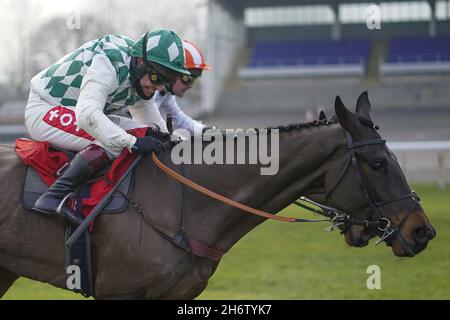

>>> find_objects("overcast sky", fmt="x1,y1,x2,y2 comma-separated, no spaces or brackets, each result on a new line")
0,0,205,83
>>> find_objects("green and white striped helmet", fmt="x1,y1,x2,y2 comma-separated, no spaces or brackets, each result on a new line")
131,29,190,75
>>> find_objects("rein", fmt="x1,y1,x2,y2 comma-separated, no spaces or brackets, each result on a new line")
151,154,327,224
126,124,419,261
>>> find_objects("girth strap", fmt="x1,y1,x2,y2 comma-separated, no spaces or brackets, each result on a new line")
143,214,226,261
108,169,227,262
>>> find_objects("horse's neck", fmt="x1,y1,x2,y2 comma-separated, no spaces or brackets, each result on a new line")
186,124,345,253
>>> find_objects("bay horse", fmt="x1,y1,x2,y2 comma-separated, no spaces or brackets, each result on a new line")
0,92,435,299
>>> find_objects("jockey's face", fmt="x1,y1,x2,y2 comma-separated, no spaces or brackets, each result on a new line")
171,77,192,97
171,68,202,97
139,73,165,97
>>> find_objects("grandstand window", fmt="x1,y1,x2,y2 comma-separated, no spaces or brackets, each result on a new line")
381,2,431,22
340,3,375,23
244,5,335,27
436,0,450,20
340,1,432,23
245,2,448,26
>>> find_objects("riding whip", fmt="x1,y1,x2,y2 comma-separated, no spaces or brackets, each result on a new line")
65,154,143,248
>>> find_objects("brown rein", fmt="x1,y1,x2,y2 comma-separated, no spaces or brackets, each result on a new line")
151,153,299,223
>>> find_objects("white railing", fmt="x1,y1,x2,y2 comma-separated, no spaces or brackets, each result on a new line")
388,141,450,188
0,128,448,188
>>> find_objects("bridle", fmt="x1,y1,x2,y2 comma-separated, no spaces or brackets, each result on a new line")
295,129,421,249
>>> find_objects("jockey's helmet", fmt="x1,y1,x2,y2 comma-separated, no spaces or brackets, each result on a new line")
179,40,211,85
183,40,211,71
130,29,190,99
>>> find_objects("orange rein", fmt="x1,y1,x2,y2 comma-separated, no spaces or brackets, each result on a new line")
151,153,298,223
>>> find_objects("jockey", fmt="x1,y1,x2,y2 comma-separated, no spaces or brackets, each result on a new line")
155,40,211,136
24,29,190,221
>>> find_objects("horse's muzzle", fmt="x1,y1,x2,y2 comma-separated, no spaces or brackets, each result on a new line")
391,223,436,257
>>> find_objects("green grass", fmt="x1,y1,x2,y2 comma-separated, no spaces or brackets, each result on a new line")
3,184,449,300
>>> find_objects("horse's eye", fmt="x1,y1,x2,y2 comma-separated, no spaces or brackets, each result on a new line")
371,159,386,172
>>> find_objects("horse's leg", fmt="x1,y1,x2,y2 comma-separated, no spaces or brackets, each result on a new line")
0,266,18,299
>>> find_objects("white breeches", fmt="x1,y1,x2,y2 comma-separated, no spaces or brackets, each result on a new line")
24,89,146,158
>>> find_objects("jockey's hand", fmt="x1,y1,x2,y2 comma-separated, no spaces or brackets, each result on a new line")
131,136,164,157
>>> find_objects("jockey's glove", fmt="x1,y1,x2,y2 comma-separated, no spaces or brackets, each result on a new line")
131,136,164,157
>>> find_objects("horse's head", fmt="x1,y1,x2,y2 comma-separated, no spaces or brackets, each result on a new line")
324,91,436,257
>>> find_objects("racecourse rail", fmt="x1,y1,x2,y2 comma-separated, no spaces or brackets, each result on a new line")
0,126,448,187
387,141,450,188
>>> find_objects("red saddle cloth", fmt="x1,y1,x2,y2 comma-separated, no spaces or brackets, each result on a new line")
15,127,148,226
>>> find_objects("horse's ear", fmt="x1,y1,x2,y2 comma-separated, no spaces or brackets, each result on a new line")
319,110,327,121
356,91,372,121
335,95,358,135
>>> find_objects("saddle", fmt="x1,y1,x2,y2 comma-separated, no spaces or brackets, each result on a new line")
21,160,135,214
19,144,137,298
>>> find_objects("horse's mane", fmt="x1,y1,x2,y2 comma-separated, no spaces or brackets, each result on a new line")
153,115,339,147
264,115,338,133
199,115,339,138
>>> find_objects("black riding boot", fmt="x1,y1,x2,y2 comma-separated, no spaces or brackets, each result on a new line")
33,144,111,224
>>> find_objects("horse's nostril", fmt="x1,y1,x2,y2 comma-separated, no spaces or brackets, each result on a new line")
414,225,436,243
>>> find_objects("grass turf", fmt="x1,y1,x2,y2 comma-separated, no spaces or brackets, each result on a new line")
2,183,449,300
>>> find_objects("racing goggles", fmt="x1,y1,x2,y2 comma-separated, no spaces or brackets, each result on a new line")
180,74,197,85
147,67,174,86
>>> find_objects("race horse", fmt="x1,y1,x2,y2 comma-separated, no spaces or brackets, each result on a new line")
0,92,436,299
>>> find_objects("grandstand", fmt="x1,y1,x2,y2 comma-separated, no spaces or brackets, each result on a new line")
248,39,371,67
240,39,371,78
198,0,450,184
387,35,450,63
200,0,450,113
242,34,450,78
381,35,450,74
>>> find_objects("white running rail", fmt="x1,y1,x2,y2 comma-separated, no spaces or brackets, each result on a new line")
388,141,450,188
